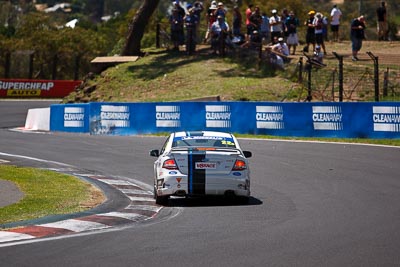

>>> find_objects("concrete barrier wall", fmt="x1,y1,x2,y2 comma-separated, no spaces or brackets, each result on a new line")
49,102,400,138
25,108,50,131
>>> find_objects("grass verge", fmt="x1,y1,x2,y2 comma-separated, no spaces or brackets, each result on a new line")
0,165,105,225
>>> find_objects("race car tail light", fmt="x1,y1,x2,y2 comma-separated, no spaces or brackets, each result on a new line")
232,159,247,171
162,159,178,170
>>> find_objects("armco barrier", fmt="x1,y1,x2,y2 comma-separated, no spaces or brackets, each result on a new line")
50,102,400,138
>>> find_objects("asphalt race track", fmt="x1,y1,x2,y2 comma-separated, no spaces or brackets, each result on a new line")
0,100,399,266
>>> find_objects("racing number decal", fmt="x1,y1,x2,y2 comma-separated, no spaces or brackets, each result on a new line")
188,152,206,195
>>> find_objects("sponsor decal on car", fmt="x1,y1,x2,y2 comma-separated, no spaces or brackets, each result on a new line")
195,162,217,169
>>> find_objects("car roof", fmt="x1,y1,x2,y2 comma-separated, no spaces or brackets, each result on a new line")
173,131,233,138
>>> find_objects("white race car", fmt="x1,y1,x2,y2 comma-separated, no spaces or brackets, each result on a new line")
150,131,252,205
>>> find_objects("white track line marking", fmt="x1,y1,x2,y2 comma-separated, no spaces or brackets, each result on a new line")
119,189,152,195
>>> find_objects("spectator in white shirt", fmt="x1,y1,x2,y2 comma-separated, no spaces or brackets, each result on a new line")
330,4,342,42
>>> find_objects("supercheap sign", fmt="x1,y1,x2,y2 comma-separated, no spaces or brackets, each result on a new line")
0,79,81,98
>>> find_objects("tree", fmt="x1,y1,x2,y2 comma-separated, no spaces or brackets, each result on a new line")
121,0,160,56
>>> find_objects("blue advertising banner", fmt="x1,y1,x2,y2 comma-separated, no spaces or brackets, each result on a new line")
50,103,90,133
50,102,400,138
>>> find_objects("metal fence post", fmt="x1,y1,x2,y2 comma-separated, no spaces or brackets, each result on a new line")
383,67,388,98
367,51,379,102
298,57,303,83
333,52,344,102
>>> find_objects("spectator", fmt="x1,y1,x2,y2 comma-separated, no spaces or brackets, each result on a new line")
269,9,282,42
184,5,199,54
350,15,366,61
169,8,185,51
267,37,289,69
313,12,327,54
211,15,230,55
193,1,204,43
204,1,218,43
241,30,262,49
322,14,329,42
214,2,227,19
260,12,270,44
249,6,262,33
304,10,316,53
285,11,299,55
173,0,185,18
281,8,289,38
313,45,324,64
272,37,289,56
376,1,388,41
232,5,242,36
245,4,254,40
330,4,342,42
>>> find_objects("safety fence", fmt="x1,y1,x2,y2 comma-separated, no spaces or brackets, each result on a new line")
51,101,400,138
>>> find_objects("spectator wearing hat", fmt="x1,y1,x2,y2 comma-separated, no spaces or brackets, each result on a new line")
204,1,218,43
313,12,327,54
272,37,289,56
184,5,199,54
267,37,289,69
313,45,324,63
285,11,299,55
241,30,262,49
330,4,342,42
211,15,230,55
213,2,227,19
269,9,282,42
350,15,366,61
173,1,186,18
304,10,316,53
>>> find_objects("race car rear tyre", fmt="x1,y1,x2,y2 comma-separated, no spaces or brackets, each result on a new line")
155,194,169,205
236,196,249,205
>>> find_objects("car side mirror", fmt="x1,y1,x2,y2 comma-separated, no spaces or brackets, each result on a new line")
243,151,252,158
150,149,160,157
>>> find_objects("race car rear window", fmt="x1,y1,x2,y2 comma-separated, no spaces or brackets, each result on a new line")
172,136,236,148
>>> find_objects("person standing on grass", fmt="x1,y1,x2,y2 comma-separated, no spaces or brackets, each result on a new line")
313,13,327,54
269,9,282,42
330,4,342,42
350,15,366,61
285,11,299,55
304,10,316,53
376,1,388,41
